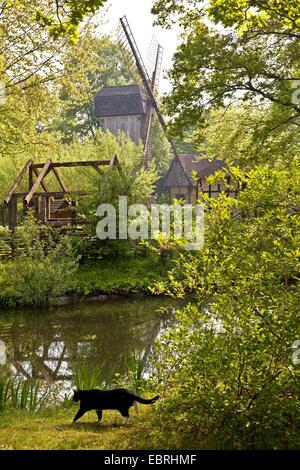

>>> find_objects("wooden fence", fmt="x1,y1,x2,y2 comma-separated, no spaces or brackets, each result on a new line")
0,224,86,260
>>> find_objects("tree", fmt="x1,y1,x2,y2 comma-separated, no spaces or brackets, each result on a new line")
74,130,158,259
0,1,108,97
0,80,61,158
0,1,108,158
151,115,173,176
152,0,300,34
146,0,300,449
52,26,136,142
151,162,300,449
151,1,300,140
193,103,300,167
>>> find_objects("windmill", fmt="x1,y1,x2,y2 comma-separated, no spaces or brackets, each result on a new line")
118,16,179,165
94,16,178,169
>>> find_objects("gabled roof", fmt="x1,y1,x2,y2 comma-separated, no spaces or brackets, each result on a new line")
162,154,228,188
94,85,148,117
178,154,210,184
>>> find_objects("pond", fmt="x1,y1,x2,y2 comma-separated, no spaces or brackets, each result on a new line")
0,297,182,400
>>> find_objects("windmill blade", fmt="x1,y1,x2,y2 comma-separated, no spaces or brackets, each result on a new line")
119,16,178,159
117,26,140,83
147,36,164,92
143,107,154,168
143,39,164,167
152,44,163,93
119,16,152,86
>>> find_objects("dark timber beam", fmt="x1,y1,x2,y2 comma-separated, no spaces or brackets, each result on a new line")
32,167,50,193
15,191,89,197
32,160,111,169
109,155,123,174
51,166,67,192
4,160,33,204
8,195,18,229
25,159,52,204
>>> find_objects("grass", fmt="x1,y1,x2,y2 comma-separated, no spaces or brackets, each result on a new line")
0,405,180,450
71,255,171,297
0,253,172,307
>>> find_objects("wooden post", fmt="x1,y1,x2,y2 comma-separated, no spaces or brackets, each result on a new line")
4,160,33,205
8,195,18,257
39,196,46,224
46,197,51,222
35,196,39,220
29,166,33,190
23,198,28,219
226,176,231,197
0,204,5,226
71,200,77,226
25,159,52,205
8,195,18,229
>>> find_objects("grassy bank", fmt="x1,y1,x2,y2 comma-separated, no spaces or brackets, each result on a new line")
0,405,187,450
71,255,170,297
0,253,172,307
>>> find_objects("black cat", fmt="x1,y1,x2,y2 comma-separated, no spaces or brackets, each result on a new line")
72,388,159,425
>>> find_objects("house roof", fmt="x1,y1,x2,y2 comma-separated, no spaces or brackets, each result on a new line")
162,154,228,188
94,85,148,117
178,154,209,184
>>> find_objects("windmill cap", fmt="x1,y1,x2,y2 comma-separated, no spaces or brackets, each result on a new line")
94,85,148,117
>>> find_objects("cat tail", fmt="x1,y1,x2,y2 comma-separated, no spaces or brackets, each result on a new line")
134,394,159,405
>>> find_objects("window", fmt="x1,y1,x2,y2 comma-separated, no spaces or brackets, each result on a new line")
175,194,186,201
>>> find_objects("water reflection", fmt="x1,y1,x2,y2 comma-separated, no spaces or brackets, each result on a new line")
0,297,179,395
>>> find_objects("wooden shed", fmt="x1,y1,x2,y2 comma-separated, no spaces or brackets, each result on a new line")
162,154,241,203
94,85,149,145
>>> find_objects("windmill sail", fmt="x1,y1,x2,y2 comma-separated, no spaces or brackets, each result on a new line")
118,16,179,163
147,35,163,93
143,39,164,167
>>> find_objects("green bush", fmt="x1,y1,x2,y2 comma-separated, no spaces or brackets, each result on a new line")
0,219,79,307
150,163,300,449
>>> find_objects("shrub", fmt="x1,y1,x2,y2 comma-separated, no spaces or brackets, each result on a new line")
0,220,79,307
150,163,300,449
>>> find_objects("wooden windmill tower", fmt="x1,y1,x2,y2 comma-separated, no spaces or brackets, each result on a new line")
94,16,178,168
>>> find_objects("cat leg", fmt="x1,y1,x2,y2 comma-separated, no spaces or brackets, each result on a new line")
96,410,102,422
134,401,139,414
119,408,130,426
73,407,87,422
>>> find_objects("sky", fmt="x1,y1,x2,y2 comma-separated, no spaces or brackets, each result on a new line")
101,0,181,94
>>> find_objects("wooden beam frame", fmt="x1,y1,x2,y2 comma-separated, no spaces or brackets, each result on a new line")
51,166,67,192
4,160,33,204
32,160,111,169
15,191,89,197
8,195,18,229
32,167,50,193
3,156,123,228
25,159,52,204
109,155,122,174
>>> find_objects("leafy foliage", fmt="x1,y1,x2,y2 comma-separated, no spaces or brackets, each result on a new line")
53,26,137,142
151,162,300,449
0,218,79,307
152,0,300,142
